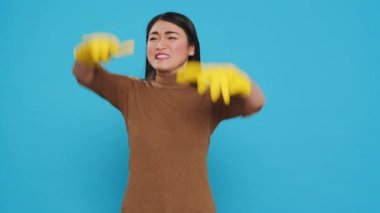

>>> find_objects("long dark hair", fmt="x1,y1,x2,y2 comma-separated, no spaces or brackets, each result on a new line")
145,12,201,80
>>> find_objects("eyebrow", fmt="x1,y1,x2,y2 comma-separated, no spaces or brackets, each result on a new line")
149,31,180,36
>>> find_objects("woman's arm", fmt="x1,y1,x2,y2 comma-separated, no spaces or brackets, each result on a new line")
72,33,135,112
177,61,266,119
240,79,266,116
72,61,131,112
72,61,97,86
213,78,265,121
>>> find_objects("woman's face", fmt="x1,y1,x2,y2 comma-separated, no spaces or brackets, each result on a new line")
147,20,195,73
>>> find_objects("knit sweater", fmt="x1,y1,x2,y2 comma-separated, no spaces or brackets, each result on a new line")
78,65,250,213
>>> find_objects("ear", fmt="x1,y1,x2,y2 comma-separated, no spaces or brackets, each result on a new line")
188,45,195,56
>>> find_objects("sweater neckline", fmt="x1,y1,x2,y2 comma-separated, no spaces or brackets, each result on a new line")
151,71,190,90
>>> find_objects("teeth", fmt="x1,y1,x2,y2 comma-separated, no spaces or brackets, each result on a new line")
156,54,170,59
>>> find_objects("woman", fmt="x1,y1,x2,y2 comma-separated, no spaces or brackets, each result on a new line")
73,12,265,213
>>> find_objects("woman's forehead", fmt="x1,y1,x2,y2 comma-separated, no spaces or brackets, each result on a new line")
149,20,185,35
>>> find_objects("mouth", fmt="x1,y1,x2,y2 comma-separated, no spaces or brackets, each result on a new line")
155,53,171,61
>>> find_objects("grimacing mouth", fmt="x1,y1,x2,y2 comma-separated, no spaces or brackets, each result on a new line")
155,53,171,60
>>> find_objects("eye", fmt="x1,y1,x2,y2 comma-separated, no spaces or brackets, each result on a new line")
168,37,177,40
149,37,158,41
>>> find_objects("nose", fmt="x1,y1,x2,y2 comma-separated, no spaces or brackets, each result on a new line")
155,39,166,49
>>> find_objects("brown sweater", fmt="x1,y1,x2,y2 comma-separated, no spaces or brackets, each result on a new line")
75,65,250,213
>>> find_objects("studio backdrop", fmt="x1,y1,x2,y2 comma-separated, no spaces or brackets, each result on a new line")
1,0,379,212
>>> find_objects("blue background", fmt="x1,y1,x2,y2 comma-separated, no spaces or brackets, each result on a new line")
1,0,379,212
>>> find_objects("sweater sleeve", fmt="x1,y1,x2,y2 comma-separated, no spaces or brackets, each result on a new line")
212,95,253,123
79,65,131,112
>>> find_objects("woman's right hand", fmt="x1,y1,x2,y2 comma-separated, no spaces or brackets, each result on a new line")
74,33,125,65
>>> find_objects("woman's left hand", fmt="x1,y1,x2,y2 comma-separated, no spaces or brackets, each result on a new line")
177,61,251,105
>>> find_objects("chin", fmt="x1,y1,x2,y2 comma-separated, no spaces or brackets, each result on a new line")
151,59,187,73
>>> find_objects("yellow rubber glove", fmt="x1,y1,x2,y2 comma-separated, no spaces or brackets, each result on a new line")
74,32,134,64
177,61,251,105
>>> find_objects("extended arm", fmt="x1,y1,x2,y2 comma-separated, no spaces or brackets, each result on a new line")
177,61,266,117
240,79,266,116
72,61,97,86
72,33,134,111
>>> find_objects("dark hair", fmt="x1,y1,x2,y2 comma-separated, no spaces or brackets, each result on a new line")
145,12,201,80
